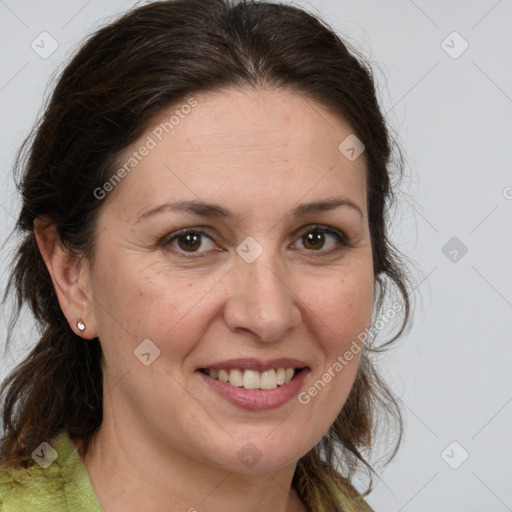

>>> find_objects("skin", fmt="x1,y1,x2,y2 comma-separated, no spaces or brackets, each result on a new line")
35,86,374,512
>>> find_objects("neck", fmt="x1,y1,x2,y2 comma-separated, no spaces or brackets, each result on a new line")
76,415,307,512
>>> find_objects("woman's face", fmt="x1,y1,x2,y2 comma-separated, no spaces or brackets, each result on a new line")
86,87,374,471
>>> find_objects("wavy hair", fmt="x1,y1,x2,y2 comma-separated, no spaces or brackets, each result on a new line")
0,1,412,510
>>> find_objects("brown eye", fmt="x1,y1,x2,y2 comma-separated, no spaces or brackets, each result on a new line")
177,233,202,252
294,225,348,253
165,230,217,255
302,232,327,250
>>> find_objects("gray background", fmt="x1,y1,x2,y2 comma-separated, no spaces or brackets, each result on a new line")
1,1,511,510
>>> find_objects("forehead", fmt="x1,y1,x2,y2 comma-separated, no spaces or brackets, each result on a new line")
164,87,363,164
105,86,368,219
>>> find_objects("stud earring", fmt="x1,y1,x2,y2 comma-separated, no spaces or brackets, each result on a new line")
77,321,86,332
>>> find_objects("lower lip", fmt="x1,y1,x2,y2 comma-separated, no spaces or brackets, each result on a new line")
197,369,308,411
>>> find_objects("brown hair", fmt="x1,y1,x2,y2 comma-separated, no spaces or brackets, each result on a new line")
1,1,412,510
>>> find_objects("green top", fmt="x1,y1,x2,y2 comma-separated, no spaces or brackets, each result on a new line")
0,432,374,512
0,432,103,511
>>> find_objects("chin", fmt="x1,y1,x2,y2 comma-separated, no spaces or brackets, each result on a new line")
205,435,312,473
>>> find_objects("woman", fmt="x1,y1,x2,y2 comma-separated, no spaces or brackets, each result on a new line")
0,0,411,510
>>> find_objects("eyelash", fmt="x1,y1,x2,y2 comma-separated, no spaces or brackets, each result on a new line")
159,224,351,258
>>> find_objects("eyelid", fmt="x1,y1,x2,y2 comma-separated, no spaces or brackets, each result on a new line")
160,223,352,257
293,223,350,246
158,227,219,254
158,224,353,259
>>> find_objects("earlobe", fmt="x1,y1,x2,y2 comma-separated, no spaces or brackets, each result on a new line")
33,217,98,339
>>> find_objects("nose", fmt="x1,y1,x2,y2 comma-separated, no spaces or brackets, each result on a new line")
223,253,302,342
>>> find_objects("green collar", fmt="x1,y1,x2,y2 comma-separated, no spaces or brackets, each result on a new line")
0,432,103,511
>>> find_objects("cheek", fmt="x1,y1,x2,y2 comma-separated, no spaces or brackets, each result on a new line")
301,268,373,413
310,269,374,340
90,254,220,358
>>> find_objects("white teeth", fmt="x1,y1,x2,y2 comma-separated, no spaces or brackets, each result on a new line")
229,369,244,387
205,367,298,390
260,369,276,390
243,369,260,389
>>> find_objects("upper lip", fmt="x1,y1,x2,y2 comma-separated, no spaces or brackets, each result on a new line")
198,358,308,372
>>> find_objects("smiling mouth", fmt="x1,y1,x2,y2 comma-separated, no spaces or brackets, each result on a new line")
198,367,304,390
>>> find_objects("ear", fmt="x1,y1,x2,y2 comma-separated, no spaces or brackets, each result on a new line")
34,217,98,340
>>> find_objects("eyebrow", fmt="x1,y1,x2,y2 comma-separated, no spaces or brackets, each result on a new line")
136,196,364,224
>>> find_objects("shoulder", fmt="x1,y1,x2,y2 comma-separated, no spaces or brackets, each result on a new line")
0,432,102,511
0,464,67,510
325,475,376,512
330,490,375,512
